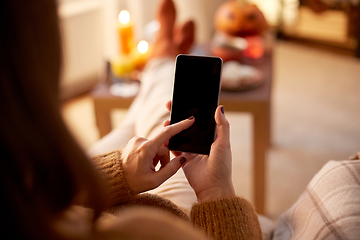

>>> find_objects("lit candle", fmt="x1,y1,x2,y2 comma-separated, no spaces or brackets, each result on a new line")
132,40,151,70
118,10,134,55
110,54,134,78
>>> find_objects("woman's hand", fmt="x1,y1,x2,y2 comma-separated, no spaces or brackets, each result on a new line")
121,117,194,194
164,101,235,203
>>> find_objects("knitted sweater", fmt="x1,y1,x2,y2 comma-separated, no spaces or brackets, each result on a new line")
59,150,262,240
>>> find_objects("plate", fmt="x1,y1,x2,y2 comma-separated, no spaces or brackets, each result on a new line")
221,61,264,91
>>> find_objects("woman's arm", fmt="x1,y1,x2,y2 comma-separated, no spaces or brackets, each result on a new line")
95,197,261,240
164,102,263,239
91,150,135,206
91,117,195,207
190,197,262,239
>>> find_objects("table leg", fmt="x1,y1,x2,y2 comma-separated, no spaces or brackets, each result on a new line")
94,101,112,138
266,103,272,149
252,106,268,214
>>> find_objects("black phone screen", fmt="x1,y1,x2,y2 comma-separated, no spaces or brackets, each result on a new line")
168,54,222,155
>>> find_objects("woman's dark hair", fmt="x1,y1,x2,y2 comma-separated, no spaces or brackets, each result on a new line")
0,1,107,239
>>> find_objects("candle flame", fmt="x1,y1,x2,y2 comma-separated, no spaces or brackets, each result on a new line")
137,41,149,54
119,10,130,24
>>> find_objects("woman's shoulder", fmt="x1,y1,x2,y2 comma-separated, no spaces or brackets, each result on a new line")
55,193,197,240
107,193,190,221
95,206,207,240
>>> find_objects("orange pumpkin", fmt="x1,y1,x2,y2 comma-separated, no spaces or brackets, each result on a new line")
214,1,268,37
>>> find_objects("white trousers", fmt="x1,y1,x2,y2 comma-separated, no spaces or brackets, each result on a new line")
88,58,197,212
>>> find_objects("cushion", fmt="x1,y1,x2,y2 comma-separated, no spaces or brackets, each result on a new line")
273,159,360,239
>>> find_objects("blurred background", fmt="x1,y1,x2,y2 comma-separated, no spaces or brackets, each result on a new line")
58,0,360,97
60,0,360,220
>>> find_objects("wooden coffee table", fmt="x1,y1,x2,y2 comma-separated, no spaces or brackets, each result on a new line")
91,50,272,214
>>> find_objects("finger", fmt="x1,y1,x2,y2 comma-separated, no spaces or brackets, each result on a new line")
165,100,172,112
153,156,186,186
129,136,148,146
151,160,157,171
162,120,171,147
163,119,170,127
149,117,195,149
170,150,182,157
181,152,198,162
157,145,170,168
214,105,230,142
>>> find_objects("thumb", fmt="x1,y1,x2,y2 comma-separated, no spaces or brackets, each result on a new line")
154,156,185,185
214,105,230,142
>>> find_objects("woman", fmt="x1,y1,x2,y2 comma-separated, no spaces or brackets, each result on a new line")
0,0,262,239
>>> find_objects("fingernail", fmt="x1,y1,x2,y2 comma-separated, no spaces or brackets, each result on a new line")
221,106,224,114
180,157,186,165
188,116,194,120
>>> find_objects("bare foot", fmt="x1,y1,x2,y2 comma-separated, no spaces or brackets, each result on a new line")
157,0,176,41
151,0,177,58
174,20,195,54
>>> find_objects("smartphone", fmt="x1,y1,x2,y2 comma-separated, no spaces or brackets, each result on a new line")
168,54,223,155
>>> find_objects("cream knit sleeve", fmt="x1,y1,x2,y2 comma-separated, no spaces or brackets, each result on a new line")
91,150,135,206
190,197,263,240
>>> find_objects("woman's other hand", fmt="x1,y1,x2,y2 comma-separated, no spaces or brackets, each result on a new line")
164,101,235,203
121,117,194,194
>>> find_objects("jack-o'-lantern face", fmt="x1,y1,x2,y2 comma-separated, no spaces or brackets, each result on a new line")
214,1,267,37
215,1,243,35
